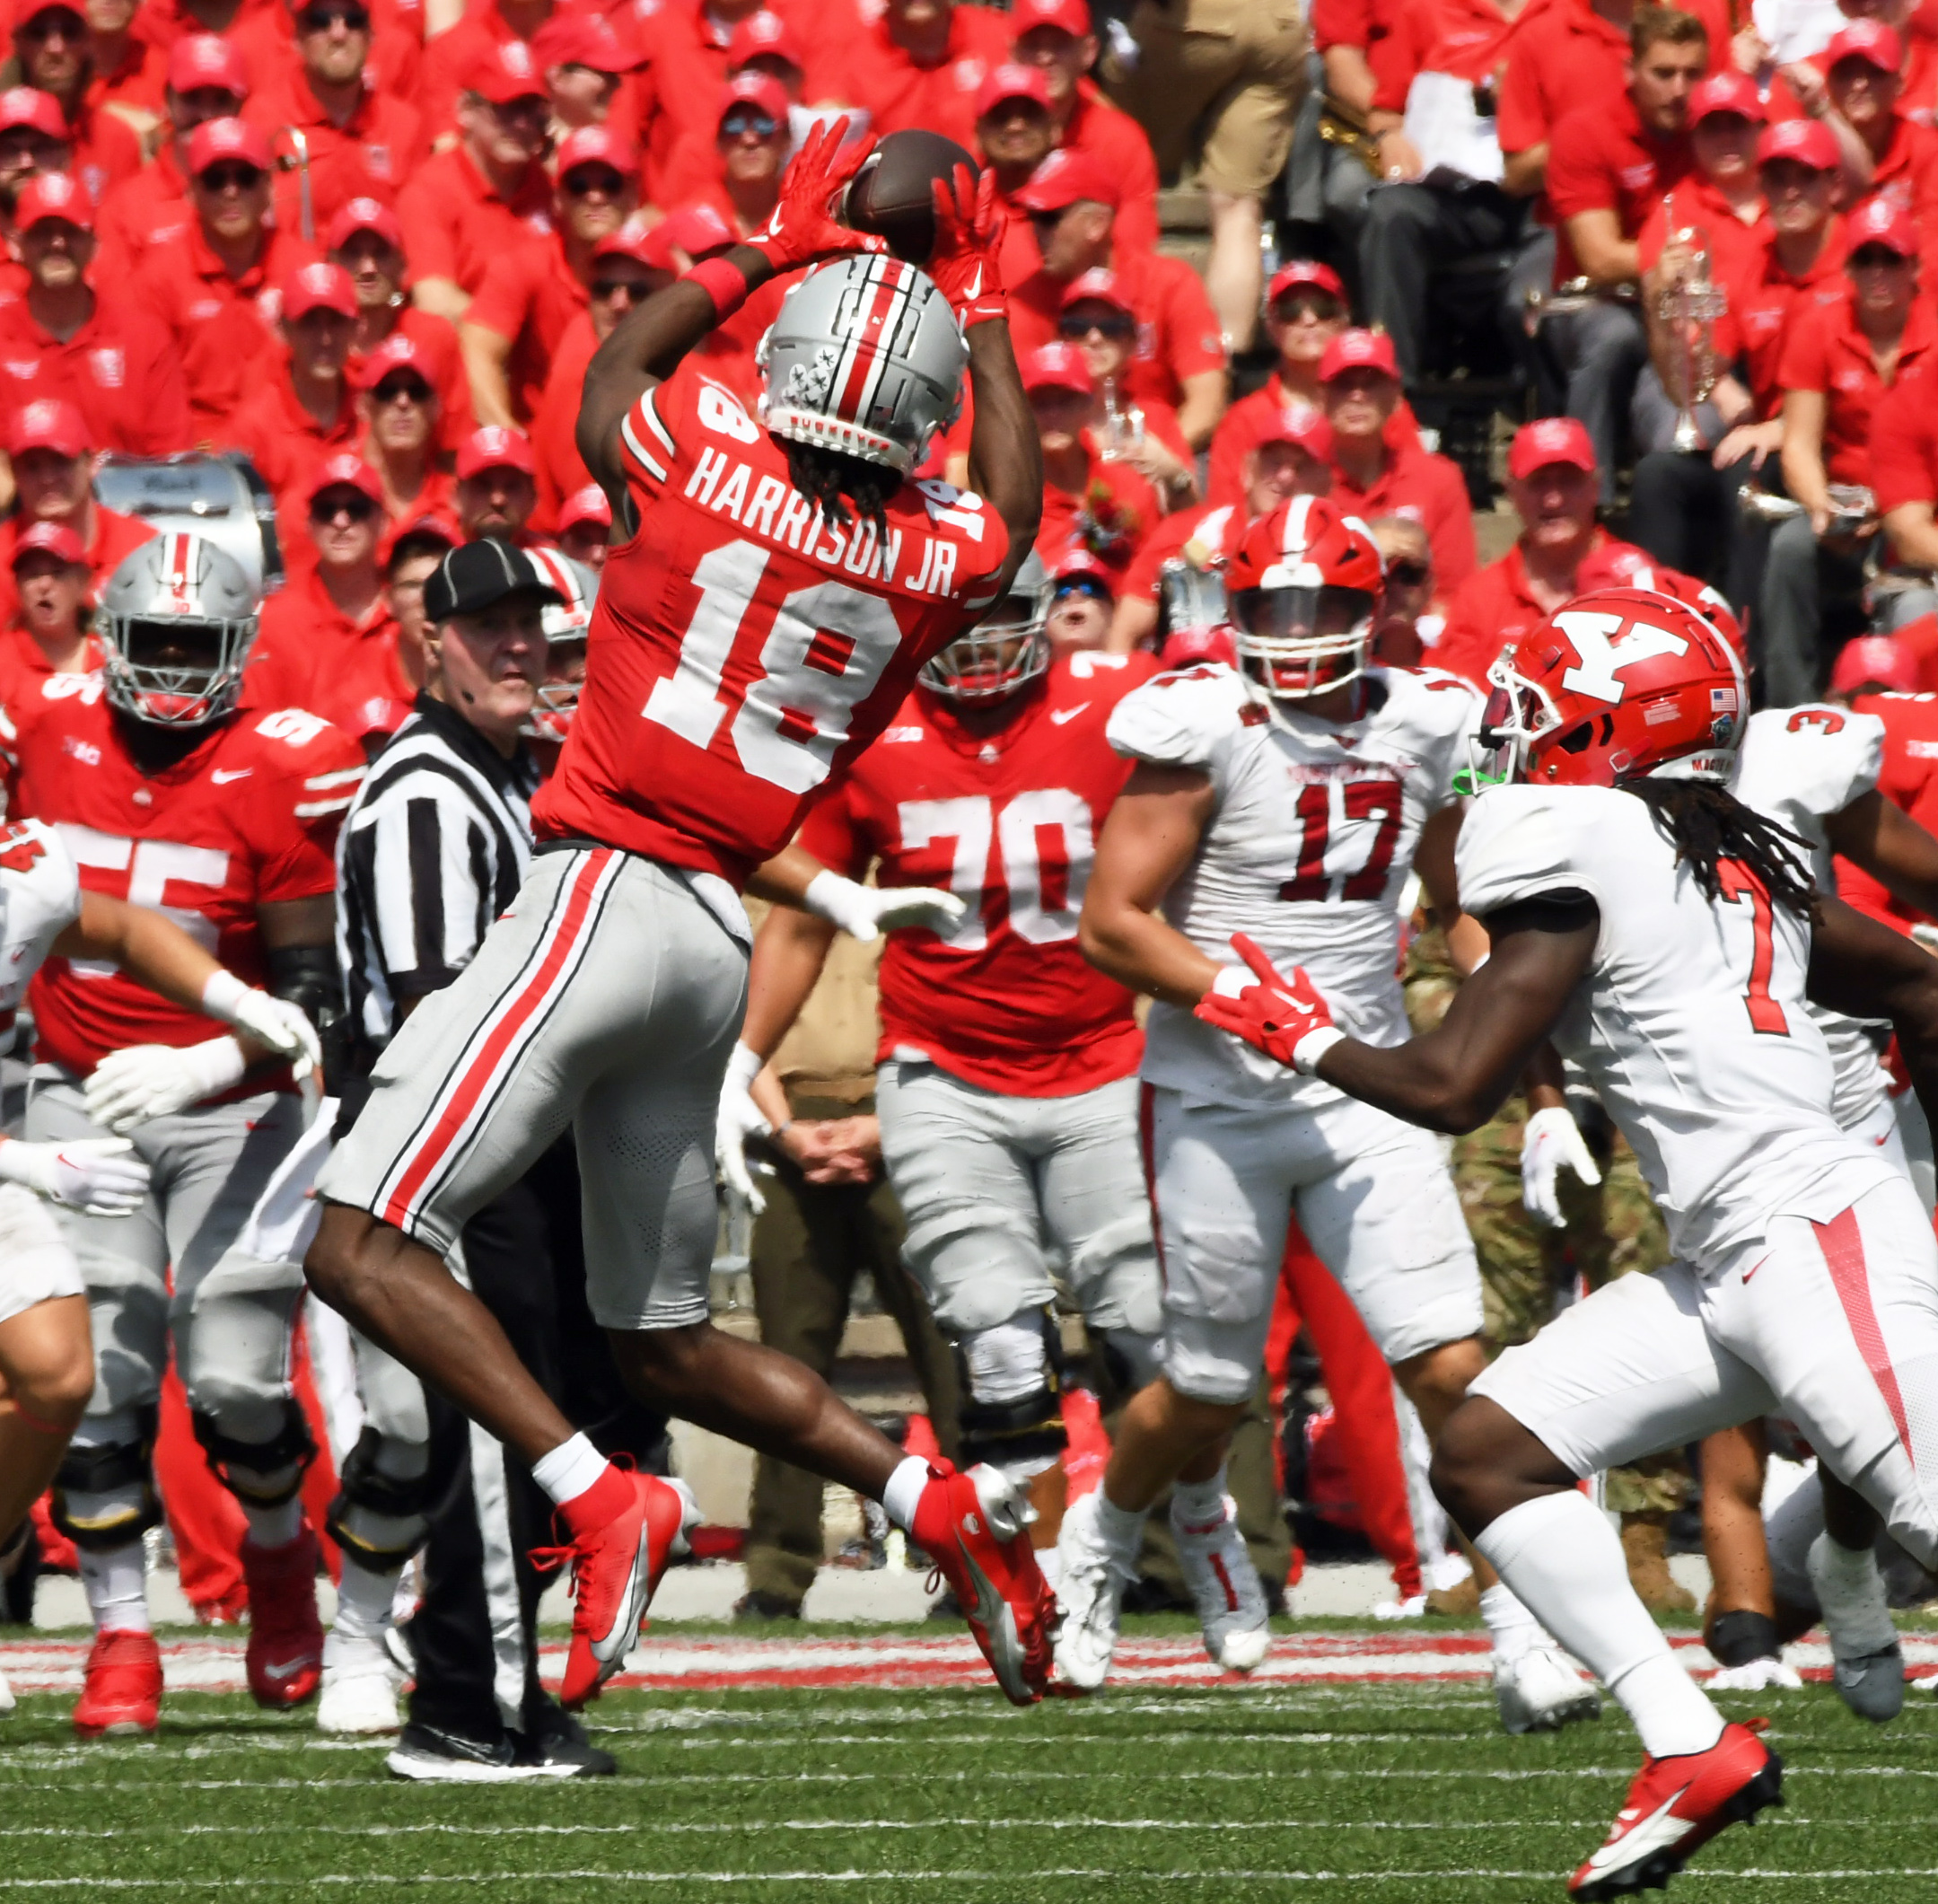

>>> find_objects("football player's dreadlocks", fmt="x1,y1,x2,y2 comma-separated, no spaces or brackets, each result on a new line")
786,441,897,540
1624,778,1815,916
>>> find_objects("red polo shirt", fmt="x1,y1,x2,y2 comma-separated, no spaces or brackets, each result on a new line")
0,505,155,627
1121,499,1250,602
221,358,362,532
1058,83,1160,255
130,222,321,437
1863,112,1938,233
1635,173,1765,283
531,307,598,528
60,97,142,206
1545,91,1694,285
229,0,423,112
87,33,167,117
346,305,475,454
242,570,412,746
628,0,738,192
1779,284,1938,487
1208,373,1418,509
1435,532,1648,687
1371,0,1512,110
1869,354,1938,511
462,232,589,426
396,145,553,302
93,143,193,285
416,0,538,136
803,3,1013,154
0,626,103,713
1035,437,1162,569
246,72,426,241
1713,216,1848,419
1839,689,1938,923
0,291,190,456
1329,441,1478,592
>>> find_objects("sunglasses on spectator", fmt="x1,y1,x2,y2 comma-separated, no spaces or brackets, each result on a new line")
563,165,627,197
720,108,778,140
20,9,83,35
1385,559,1431,586
1054,576,1110,602
1274,292,1344,322
199,162,265,191
1059,311,1136,341
311,493,378,523
1851,244,1914,270
296,4,369,29
372,375,433,405
591,276,652,303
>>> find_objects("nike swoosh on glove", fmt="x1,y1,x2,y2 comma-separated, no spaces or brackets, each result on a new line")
1192,933,1347,1075
927,162,1010,328
747,115,885,274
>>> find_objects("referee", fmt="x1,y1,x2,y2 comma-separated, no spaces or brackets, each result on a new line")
331,539,662,1779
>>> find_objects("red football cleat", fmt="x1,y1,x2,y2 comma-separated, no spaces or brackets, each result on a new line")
242,1527,325,1708
911,1461,1054,1706
1569,1720,1783,1899
539,1470,695,1710
73,1628,162,1739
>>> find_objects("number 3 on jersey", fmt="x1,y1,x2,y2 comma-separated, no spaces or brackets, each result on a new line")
898,791,1094,950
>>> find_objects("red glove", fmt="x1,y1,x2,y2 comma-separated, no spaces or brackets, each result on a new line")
1193,934,1346,1075
748,117,885,274
928,162,1009,328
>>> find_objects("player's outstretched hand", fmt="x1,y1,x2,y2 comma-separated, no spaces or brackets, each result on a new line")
0,1136,151,1216
802,868,965,943
84,1038,250,1134
1194,933,1346,1075
749,116,885,274
1520,1103,1602,1229
225,988,322,1082
716,1041,773,1218
929,162,1009,328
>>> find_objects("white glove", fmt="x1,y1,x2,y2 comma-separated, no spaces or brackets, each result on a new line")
202,971,322,1081
715,1040,773,1217
1520,1104,1601,1230
802,869,966,943
0,1136,150,1215
83,1038,249,1135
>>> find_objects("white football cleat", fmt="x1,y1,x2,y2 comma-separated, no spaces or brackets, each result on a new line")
317,1632,402,1735
1171,1492,1270,1673
1495,1644,1602,1734
0,1665,14,1716
1053,1488,1137,1693
1706,1654,1803,1692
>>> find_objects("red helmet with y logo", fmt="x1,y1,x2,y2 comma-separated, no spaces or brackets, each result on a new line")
1224,495,1384,706
1474,586,1747,788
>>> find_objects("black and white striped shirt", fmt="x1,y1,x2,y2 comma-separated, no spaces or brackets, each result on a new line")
336,693,541,1052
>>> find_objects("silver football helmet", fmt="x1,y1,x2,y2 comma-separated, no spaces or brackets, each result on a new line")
919,549,1051,701
525,546,598,741
758,253,967,474
101,531,259,727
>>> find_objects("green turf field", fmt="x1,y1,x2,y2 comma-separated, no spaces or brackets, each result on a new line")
6,1622,1938,1903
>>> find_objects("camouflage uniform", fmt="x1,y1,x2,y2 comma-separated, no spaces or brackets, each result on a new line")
1404,921,1688,1515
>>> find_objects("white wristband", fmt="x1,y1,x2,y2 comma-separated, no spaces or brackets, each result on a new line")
200,969,250,1023
1209,965,1250,1000
1292,1025,1346,1076
725,1040,765,1092
802,868,859,926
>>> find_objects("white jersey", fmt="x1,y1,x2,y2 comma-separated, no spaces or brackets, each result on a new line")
1458,782,1899,1270
0,817,80,1021
1732,705,1890,1130
1109,662,1481,1108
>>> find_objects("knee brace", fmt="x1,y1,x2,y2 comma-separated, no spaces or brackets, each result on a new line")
192,1399,315,1507
954,1310,1065,1475
324,1426,434,1572
51,1406,161,1551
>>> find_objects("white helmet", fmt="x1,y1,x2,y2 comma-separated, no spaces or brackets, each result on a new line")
525,546,598,741
919,548,1051,701
758,253,967,474
101,531,259,728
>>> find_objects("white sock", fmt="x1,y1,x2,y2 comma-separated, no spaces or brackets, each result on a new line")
1477,1490,1723,1759
1479,1582,1541,1664
531,1432,609,1508
331,1556,398,1643
1171,1470,1230,1535
80,1541,150,1635
881,1454,931,1533
1810,1532,1898,1656
241,1497,303,1548
1095,1488,1148,1553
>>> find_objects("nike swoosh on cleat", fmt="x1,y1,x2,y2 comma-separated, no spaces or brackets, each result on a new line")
1583,1786,1693,1875
260,1658,311,1680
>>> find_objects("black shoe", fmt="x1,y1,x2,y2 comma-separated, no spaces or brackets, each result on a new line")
732,1590,802,1622
516,1699,617,1778
925,1587,963,1623
387,1721,548,1783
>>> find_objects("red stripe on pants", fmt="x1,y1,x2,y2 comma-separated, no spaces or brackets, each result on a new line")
1813,1202,1915,1463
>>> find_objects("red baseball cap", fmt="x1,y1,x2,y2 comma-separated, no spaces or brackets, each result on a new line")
1508,415,1597,478
531,9,642,74
557,123,637,180
717,70,788,129
14,169,90,232
1022,340,1094,395
1319,327,1400,382
456,425,536,480
557,483,612,533
384,508,460,566
1826,17,1902,71
1829,632,1920,696
327,193,404,254
1059,267,1135,317
1012,0,1091,37
307,452,384,506
11,0,81,34
592,218,676,270
167,31,249,98
1758,116,1840,171
1013,146,1119,214
283,259,357,320
1267,259,1347,306
5,398,86,458
727,8,804,73
653,201,735,258
186,114,272,176
1688,71,1766,125
977,60,1053,118
1051,543,1114,592
355,332,436,392
1847,192,1920,258
467,38,547,104
11,518,83,567
1254,402,1333,460
0,86,65,140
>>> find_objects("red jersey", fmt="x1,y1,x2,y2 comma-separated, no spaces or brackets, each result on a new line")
1778,285,1938,489
1839,689,1938,926
531,355,1012,884
795,651,1157,1095
0,627,102,715
4,680,364,1081
0,291,191,457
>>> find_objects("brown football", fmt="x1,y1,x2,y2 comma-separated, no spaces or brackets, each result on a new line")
840,128,978,265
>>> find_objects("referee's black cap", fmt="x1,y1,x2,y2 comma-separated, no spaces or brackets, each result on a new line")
425,538,565,623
